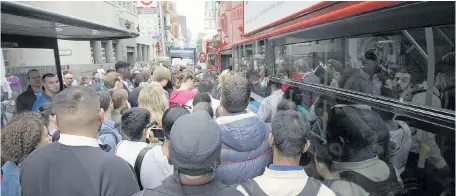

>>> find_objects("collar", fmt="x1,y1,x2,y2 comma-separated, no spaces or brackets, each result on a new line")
103,120,116,128
42,92,53,102
332,155,380,172
269,164,303,171
58,133,100,147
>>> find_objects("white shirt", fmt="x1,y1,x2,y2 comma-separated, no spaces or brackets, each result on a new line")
258,90,284,123
116,141,173,189
116,140,148,166
185,95,220,115
58,134,100,147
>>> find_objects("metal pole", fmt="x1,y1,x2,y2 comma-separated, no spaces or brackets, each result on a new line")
402,30,428,61
159,2,167,56
51,38,63,91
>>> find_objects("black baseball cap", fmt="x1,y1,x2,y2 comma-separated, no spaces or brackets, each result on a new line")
169,110,222,176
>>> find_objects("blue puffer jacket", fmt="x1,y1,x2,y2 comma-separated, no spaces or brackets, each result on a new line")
215,111,273,185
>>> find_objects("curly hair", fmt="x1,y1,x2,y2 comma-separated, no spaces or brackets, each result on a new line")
221,74,250,113
2,112,44,164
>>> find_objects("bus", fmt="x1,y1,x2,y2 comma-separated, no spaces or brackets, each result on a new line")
168,47,197,66
221,1,455,195
205,39,220,72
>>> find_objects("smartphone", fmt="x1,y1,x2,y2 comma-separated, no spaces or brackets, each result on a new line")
146,121,165,142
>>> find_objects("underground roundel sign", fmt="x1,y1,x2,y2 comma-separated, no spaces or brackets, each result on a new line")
137,1,158,8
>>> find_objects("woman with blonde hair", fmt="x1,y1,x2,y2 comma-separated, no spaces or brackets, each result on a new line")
138,82,168,126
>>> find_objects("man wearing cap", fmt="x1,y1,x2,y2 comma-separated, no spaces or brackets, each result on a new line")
115,61,133,92
133,111,244,196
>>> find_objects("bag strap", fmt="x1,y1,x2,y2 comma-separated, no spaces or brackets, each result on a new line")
297,177,322,196
339,164,398,193
239,179,268,196
134,146,154,190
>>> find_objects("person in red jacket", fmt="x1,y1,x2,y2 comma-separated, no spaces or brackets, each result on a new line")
169,71,196,107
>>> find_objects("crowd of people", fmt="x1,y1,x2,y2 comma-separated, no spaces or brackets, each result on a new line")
0,49,454,196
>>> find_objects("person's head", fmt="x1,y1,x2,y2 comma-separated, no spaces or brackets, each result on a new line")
221,74,250,113
168,111,222,184
97,91,113,114
115,61,132,80
193,102,214,118
247,71,261,84
283,87,303,107
314,106,389,177
138,83,167,126
106,68,116,74
121,108,151,142
103,72,123,89
198,80,214,94
327,59,344,79
151,65,171,87
393,65,424,93
53,86,103,138
109,89,128,110
81,76,89,85
162,106,190,140
193,92,211,106
38,102,57,129
2,112,49,164
436,52,455,90
239,65,248,75
277,99,297,111
27,69,42,88
194,64,202,74
179,71,195,90
363,50,378,76
64,73,74,86
134,71,151,88
42,73,60,94
203,71,216,84
270,110,310,163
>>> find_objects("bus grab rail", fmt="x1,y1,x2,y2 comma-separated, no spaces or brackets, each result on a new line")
269,76,455,134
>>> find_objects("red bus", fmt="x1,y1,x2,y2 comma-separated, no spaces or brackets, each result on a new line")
218,2,455,195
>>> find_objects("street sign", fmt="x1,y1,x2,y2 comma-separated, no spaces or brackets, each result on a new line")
137,1,158,9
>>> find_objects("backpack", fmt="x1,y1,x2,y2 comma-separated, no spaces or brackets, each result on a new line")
239,177,322,196
325,164,404,196
134,145,155,190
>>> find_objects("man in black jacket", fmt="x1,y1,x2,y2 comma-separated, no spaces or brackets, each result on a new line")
16,69,43,113
20,86,139,196
133,111,243,196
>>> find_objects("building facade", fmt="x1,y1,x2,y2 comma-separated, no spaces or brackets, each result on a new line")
5,1,153,70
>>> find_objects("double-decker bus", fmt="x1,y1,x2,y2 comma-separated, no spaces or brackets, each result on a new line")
205,39,219,71
221,1,455,195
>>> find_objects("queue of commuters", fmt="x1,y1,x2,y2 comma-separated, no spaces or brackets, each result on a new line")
1,52,453,196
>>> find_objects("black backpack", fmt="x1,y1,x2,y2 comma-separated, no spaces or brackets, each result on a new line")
326,164,404,196
239,177,322,196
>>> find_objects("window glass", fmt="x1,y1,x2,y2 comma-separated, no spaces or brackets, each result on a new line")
275,25,455,111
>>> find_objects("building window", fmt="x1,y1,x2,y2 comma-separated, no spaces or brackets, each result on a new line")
101,42,107,63
112,43,117,62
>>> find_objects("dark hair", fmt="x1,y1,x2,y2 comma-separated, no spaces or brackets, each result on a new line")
221,74,250,113
53,86,101,134
396,65,425,85
42,73,56,81
2,112,44,164
162,106,190,139
62,70,69,75
277,99,297,111
198,80,214,93
121,108,151,141
193,102,214,118
115,61,131,71
134,71,151,87
248,71,261,81
315,106,390,168
27,69,40,79
193,92,211,106
283,87,303,106
364,50,377,61
97,91,112,112
38,102,55,126
271,110,310,158
203,72,217,82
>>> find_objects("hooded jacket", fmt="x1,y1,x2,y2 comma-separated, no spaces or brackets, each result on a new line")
215,111,273,185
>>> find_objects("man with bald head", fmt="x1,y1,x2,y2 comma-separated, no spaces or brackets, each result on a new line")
20,86,140,196
64,73,75,88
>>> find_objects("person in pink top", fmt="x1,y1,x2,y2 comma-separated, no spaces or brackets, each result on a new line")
169,72,196,107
